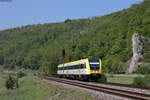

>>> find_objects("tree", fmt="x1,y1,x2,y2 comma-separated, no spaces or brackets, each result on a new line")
5,75,15,90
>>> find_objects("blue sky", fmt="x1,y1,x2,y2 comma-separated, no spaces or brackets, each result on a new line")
0,0,142,30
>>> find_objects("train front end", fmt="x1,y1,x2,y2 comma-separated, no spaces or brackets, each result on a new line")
87,57,102,80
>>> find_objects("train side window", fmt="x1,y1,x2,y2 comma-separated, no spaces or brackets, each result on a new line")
79,65,82,69
76,65,78,69
71,65,73,69
73,65,75,69
72,65,74,69
69,66,71,70
64,67,66,70
58,67,61,70
84,64,86,68
68,65,73,70
83,64,85,69
68,66,70,70
80,65,82,69
70,66,73,70
61,67,63,70
79,65,81,69
66,66,68,70
74,65,77,69
71,66,73,69
75,65,77,69
80,64,85,69
75,65,78,69
62,67,64,70
67,66,70,70
78,65,80,69
58,67,62,70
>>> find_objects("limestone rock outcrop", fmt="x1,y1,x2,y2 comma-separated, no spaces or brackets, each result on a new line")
128,34,150,73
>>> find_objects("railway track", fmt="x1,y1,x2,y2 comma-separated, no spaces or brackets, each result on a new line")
40,76,150,100
94,82,150,90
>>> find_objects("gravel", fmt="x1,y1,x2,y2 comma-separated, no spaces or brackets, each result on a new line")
40,78,133,100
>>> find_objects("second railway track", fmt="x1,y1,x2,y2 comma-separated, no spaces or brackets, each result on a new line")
40,76,150,100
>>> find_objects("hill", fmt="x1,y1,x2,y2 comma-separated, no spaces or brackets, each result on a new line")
0,0,150,74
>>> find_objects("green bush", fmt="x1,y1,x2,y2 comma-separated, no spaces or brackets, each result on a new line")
99,74,107,82
133,77,144,86
144,74,150,86
135,67,150,74
133,75,150,86
17,71,26,78
5,75,15,90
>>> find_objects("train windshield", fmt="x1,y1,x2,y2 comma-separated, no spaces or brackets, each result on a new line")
90,63,99,70
88,57,100,70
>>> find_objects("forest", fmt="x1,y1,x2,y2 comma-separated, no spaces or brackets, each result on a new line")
0,0,150,75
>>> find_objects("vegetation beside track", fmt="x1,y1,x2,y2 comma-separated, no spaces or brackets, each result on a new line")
0,77,5,88
0,74,97,100
106,74,150,86
106,74,143,84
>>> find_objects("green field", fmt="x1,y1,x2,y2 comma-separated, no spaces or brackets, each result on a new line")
0,77,5,88
0,74,97,100
106,74,144,84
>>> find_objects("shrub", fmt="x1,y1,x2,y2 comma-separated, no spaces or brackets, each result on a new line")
15,78,19,88
109,74,114,78
133,77,144,86
99,74,107,82
65,18,71,23
143,74,150,86
17,71,26,78
5,75,19,90
135,67,150,74
5,75,15,90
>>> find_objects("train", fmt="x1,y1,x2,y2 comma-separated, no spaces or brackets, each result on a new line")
57,57,102,81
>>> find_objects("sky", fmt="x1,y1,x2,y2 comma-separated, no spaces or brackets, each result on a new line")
0,0,143,30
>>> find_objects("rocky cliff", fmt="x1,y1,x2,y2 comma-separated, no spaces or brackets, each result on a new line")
128,34,150,73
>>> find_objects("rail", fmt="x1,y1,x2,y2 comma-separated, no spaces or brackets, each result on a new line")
40,76,150,100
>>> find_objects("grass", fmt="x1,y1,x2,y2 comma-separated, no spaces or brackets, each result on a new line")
106,74,144,84
0,74,97,100
0,77,5,88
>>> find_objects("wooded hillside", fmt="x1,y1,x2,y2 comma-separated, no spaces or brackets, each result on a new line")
0,0,150,74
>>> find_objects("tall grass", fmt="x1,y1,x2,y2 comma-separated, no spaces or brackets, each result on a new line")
0,75,96,100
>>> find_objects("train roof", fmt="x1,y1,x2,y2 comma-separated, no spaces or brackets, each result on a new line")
58,58,88,67
58,57,100,67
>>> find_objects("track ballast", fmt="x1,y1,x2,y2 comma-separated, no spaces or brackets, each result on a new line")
40,76,150,100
